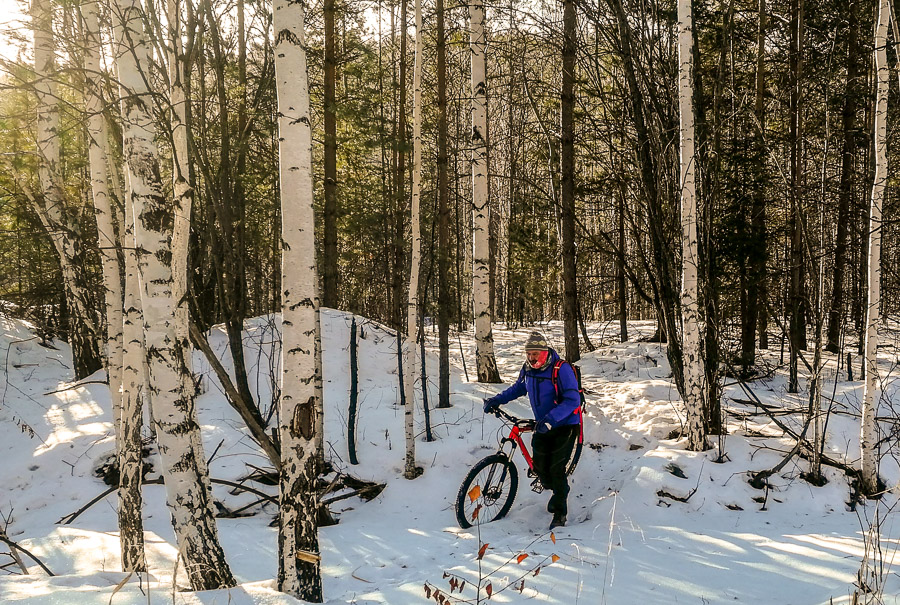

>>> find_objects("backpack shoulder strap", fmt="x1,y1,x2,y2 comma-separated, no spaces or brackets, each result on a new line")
551,360,566,404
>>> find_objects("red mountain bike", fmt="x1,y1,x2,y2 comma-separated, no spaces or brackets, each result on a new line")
455,407,582,529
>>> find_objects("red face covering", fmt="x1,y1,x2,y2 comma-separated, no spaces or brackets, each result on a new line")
527,350,549,369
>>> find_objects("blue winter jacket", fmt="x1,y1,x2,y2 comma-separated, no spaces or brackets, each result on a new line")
487,349,581,430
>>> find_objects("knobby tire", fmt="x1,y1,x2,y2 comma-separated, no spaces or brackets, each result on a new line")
455,454,518,529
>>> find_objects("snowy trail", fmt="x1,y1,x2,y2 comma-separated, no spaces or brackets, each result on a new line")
1,313,899,604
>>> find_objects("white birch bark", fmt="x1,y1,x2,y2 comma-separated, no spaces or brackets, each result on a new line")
164,0,208,481
403,0,425,480
860,0,888,496
274,0,323,598
81,0,144,572
83,0,123,440
120,166,148,572
677,0,707,451
469,0,500,383
32,0,100,378
166,0,194,416
88,118,125,428
110,0,234,589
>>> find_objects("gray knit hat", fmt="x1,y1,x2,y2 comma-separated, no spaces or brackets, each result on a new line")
524,331,550,351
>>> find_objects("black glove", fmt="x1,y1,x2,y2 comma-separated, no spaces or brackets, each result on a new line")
535,421,552,434
483,398,500,413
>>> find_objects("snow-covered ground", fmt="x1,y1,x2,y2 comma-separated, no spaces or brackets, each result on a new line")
0,310,898,604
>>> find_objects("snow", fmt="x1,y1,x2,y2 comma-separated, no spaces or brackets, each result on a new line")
1,311,899,604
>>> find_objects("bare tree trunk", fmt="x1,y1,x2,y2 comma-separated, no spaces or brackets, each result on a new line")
860,0,887,497
825,0,861,354
273,0,323,598
677,0,708,451
82,0,124,433
788,0,806,393
560,0,579,363
751,0,769,354
469,0,500,383
111,0,234,589
31,0,101,379
323,0,338,309
608,0,684,395
403,0,425,479
437,0,451,408
617,182,628,342
81,0,143,572
807,220,825,482
120,168,148,573
167,0,208,483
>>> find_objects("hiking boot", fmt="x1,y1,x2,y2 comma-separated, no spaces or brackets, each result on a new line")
549,513,567,530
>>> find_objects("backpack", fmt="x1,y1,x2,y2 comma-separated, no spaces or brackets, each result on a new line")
550,360,585,444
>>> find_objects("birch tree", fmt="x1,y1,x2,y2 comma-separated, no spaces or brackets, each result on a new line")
80,0,145,572
859,0,888,497
273,0,323,598
120,169,149,572
403,0,425,480
82,0,124,440
676,0,707,451
165,0,197,459
469,0,500,383
111,0,234,589
31,0,101,379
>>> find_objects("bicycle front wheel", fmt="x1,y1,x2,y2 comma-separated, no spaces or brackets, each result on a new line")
455,454,519,529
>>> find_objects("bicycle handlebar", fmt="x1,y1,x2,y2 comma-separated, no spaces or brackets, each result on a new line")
491,407,535,429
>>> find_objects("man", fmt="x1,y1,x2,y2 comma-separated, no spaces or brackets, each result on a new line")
483,331,581,529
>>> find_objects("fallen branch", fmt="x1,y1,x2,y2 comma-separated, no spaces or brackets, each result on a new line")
321,483,386,506
0,529,54,576
749,413,812,489
58,477,277,525
59,471,385,527
656,488,697,503
0,525,27,574
731,382,860,483
43,380,108,396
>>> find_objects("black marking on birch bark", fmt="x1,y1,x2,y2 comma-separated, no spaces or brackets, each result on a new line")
163,410,200,434
155,248,172,267
140,201,172,234
276,29,302,46
121,96,151,116
171,449,195,472
289,298,314,311
287,347,310,355
290,396,315,440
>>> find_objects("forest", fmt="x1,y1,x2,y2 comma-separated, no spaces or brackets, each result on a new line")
0,0,898,601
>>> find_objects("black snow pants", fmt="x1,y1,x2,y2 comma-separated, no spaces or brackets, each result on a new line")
531,424,579,516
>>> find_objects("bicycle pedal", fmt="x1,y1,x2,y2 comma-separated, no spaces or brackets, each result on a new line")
527,469,538,478
530,478,544,493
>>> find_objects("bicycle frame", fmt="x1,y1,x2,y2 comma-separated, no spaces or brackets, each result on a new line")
493,409,535,471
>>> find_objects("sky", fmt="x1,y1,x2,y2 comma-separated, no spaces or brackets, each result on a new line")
0,0,27,63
